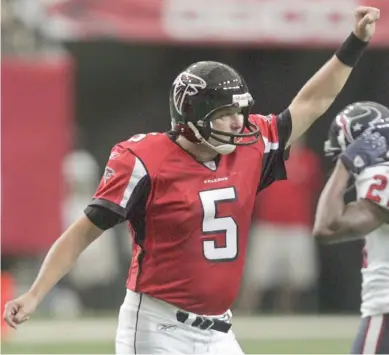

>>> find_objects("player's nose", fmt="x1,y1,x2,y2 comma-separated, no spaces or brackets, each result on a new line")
230,113,243,132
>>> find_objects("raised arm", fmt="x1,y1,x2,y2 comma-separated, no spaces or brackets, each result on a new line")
287,6,380,147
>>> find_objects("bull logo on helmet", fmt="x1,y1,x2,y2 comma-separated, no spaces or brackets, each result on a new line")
336,104,383,144
172,72,207,115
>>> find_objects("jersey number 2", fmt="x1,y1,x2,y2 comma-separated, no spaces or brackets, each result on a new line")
366,174,388,205
199,187,238,261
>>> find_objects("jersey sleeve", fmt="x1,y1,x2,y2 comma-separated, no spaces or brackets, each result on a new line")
256,109,293,192
84,144,151,229
356,164,389,211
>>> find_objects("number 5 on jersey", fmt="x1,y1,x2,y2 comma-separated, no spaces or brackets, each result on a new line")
199,187,238,261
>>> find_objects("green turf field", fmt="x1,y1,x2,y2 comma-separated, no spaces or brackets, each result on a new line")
1,338,351,354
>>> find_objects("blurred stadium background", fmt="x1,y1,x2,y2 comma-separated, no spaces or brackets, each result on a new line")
1,0,389,354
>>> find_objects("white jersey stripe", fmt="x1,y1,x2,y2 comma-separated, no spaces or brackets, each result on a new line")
119,157,147,208
362,315,384,354
262,136,279,153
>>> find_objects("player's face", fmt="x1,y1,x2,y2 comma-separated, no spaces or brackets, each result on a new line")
209,107,244,146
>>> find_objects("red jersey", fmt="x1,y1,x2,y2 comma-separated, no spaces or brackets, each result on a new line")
254,146,322,227
86,112,291,315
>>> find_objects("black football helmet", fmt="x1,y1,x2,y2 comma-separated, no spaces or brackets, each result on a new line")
169,61,260,154
324,101,389,158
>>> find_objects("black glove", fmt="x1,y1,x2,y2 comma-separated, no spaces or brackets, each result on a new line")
340,127,388,174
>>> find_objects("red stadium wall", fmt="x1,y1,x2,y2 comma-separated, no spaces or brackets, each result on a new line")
1,57,73,256
44,0,389,48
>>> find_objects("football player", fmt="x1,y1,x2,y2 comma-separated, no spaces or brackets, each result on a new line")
4,6,380,355
314,101,389,354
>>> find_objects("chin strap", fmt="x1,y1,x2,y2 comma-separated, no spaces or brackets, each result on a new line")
187,122,236,155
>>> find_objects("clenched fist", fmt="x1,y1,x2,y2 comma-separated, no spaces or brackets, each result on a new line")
3,292,39,329
353,6,380,42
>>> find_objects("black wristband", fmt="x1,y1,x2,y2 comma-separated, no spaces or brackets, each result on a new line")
335,32,368,67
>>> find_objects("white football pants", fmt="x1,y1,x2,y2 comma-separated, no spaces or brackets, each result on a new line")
115,289,244,354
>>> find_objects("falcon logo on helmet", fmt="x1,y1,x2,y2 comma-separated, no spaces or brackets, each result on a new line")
169,61,261,155
172,72,207,115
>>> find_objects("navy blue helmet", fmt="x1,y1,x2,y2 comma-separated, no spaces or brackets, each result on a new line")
324,101,389,158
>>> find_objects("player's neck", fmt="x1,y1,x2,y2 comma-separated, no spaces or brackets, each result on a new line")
176,135,218,162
